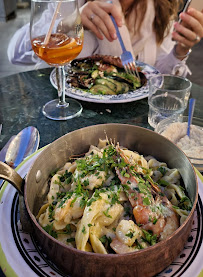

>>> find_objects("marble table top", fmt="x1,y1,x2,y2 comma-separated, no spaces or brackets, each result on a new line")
0,67,202,150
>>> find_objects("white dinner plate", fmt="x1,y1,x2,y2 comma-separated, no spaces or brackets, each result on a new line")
0,152,202,277
49,61,160,104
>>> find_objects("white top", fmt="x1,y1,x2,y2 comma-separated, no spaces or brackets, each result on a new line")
7,0,190,76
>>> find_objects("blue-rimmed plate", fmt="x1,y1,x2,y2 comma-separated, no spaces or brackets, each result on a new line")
0,152,203,277
50,61,160,104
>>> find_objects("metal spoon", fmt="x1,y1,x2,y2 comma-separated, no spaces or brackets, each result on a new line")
0,126,40,186
5,126,40,168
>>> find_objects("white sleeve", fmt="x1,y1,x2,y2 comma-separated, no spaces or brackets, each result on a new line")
7,22,41,66
7,4,55,67
77,30,100,58
154,23,191,77
155,49,191,77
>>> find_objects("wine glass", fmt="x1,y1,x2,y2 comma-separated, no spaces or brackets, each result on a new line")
30,0,84,120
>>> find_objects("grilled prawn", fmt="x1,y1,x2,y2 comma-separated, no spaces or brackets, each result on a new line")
114,146,179,239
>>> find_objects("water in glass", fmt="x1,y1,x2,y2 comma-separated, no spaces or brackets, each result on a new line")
148,74,191,129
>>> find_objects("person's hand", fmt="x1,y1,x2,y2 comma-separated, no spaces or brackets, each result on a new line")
172,8,203,59
81,1,123,42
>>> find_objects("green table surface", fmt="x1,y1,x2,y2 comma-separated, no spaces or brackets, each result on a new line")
0,68,202,150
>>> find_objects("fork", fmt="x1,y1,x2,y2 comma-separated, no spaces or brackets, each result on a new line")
110,15,140,81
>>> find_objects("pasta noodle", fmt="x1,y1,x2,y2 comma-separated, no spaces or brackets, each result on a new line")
37,139,192,254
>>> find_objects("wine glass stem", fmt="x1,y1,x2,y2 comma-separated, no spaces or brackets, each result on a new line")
56,65,68,106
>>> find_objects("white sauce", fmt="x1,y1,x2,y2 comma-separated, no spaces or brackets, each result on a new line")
161,122,203,162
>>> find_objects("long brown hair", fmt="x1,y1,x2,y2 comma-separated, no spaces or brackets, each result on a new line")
120,0,183,44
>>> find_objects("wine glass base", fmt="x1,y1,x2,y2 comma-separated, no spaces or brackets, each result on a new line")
42,98,83,120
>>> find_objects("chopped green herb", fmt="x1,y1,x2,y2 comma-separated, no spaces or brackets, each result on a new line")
70,197,77,207
103,207,112,218
82,226,86,234
135,239,144,249
123,184,130,191
153,218,158,224
83,179,89,187
125,231,134,238
143,197,150,206
43,224,58,238
142,229,157,245
179,196,192,211
111,192,120,205
64,224,72,235
124,173,130,178
158,179,170,187
158,166,167,175
99,235,112,245
48,204,55,220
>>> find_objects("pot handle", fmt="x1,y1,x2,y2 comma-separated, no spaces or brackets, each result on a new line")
0,161,24,195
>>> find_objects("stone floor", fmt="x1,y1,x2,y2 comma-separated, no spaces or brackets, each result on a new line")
0,7,203,85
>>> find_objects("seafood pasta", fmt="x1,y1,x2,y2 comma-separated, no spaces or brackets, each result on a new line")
37,140,192,254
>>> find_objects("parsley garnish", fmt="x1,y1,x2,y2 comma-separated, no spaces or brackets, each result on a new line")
158,179,170,187
143,197,150,206
99,235,112,245
142,229,157,245
82,226,86,234
103,207,112,218
158,166,167,175
43,224,58,238
125,231,134,238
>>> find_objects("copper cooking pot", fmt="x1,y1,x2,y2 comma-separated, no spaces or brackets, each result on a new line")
0,124,198,277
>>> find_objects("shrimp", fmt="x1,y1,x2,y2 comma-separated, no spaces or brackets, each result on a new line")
110,238,137,254
115,219,142,246
53,195,85,230
110,220,149,254
114,145,179,238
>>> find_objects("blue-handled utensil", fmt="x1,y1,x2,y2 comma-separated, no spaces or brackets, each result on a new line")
187,98,196,137
108,1,140,80
110,15,140,80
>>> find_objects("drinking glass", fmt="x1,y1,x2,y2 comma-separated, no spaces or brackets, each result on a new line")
148,74,192,129
30,0,83,120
